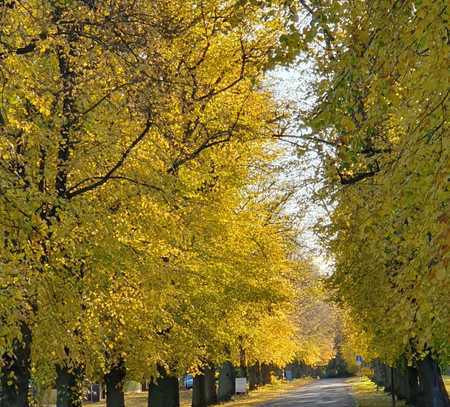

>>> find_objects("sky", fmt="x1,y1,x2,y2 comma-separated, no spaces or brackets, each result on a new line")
265,64,334,276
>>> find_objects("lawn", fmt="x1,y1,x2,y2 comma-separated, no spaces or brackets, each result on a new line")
444,376,450,392
350,375,450,407
349,377,406,407
83,378,314,407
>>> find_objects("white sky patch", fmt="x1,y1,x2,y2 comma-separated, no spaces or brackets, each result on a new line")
264,63,334,275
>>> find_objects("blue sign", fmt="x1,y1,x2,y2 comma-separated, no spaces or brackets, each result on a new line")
356,355,363,365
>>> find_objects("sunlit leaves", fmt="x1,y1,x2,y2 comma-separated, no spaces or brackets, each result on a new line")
0,0,313,389
302,0,449,366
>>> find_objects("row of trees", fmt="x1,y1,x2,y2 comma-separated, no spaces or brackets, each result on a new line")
0,1,334,407
370,358,445,406
294,0,449,406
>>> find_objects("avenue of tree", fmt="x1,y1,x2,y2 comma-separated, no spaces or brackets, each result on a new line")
0,1,448,407
0,1,334,407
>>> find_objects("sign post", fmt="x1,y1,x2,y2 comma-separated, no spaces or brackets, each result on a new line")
356,356,363,381
391,367,396,407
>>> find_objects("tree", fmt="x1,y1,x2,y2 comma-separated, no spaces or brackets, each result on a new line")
292,1,449,406
0,2,299,406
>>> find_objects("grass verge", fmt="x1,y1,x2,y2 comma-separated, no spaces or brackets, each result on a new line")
350,375,450,407
444,376,449,393
348,377,406,407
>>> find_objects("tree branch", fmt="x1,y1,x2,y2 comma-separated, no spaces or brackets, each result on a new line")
337,162,380,185
299,0,335,48
274,132,337,147
67,118,153,198
168,133,231,175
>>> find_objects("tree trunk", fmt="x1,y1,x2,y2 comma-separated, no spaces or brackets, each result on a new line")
261,363,272,385
204,365,217,405
105,359,126,407
406,366,419,406
148,370,179,407
141,380,148,392
255,361,262,385
417,354,450,407
192,374,206,407
239,346,247,378
56,364,83,407
398,368,411,401
299,361,308,377
393,368,403,400
384,364,392,393
372,359,385,388
290,362,300,379
379,362,387,388
248,365,258,390
218,361,235,401
390,367,396,407
0,322,32,407
273,366,283,380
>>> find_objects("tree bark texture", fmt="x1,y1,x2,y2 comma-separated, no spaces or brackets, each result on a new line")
105,359,126,407
148,371,179,407
56,364,83,407
218,362,235,402
261,363,272,385
417,354,450,407
0,322,32,407
204,365,217,405
192,374,206,407
248,365,259,390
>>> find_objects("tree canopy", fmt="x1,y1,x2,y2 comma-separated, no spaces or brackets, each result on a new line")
0,2,335,406
1,1,448,407
293,0,448,404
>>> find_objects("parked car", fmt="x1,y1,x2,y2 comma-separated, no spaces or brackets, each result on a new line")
183,374,193,389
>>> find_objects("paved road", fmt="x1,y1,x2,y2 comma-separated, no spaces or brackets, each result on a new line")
258,378,355,407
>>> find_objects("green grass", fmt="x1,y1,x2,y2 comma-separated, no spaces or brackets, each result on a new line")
444,376,450,393
83,390,187,407
349,377,406,407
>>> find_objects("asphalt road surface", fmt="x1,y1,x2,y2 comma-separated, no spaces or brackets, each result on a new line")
258,378,356,407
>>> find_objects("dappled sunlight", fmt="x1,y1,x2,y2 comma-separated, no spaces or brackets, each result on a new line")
243,379,355,407
209,378,314,407
83,379,315,407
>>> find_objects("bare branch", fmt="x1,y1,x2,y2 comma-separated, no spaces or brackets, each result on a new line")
274,132,337,147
